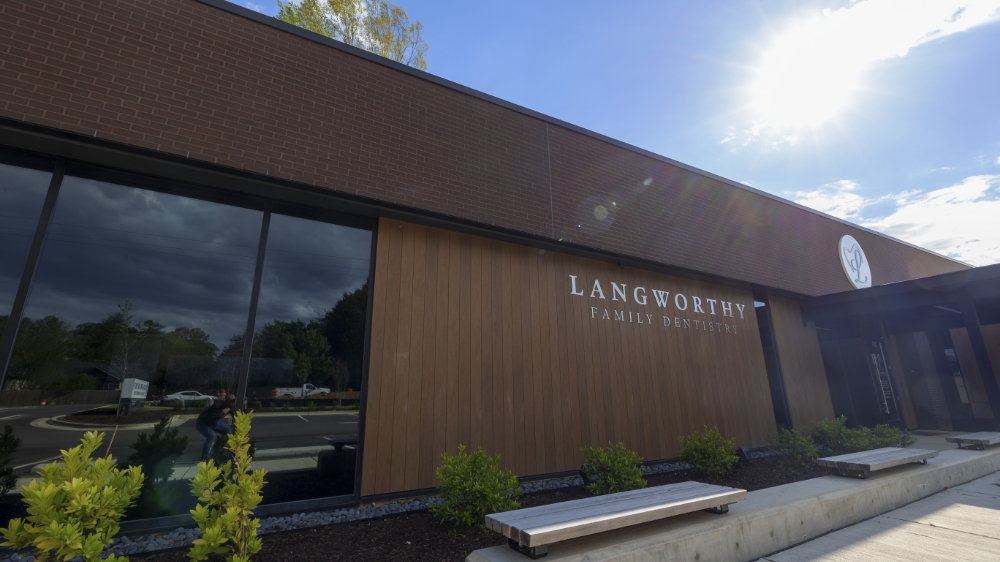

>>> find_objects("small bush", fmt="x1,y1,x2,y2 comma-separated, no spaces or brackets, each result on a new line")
306,401,316,411
0,426,20,497
809,416,863,455
431,445,520,527
869,424,916,449
0,431,143,562
580,442,646,495
809,416,914,455
679,427,739,478
773,428,817,466
189,411,267,562
122,417,188,518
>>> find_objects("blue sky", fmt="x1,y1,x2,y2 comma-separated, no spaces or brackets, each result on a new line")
242,0,1000,266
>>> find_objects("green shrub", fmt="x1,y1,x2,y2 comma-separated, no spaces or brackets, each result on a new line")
809,416,864,455
0,425,20,497
122,417,188,518
306,401,316,411
580,442,646,495
189,411,267,562
809,416,914,455
773,428,818,466
431,445,520,527
679,427,739,478
869,424,916,449
0,431,143,562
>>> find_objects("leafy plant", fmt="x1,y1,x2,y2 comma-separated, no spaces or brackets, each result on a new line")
306,401,316,411
808,416,914,455
679,427,739,478
809,416,864,455
580,442,646,495
189,411,267,562
0,425,20,497
868,423,916,449
210,434,257,467
773,428,818,466
122,417,188,518
0,431,143,562
430,445,520,527
125,417,187,484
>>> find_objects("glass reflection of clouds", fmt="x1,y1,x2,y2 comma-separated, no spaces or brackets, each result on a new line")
0,163,51,317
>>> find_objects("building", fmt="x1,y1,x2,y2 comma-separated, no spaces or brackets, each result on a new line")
0,0,997,517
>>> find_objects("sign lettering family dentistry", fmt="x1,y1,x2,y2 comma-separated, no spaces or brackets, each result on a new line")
568,275,746,335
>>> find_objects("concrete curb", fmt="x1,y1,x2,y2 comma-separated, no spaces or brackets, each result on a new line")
467,447,1000,562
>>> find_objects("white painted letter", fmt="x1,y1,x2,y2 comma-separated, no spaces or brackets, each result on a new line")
735,303,745,319
652,290,671,307
706,298,717,315
693,296,704,314
646,313,653,324
602,309,611,320
615,310,625,322
570,275,584,296
721,301,733,317
674,293,688,311
634,286,647,305
591,306,598,318
611,282,627,302
591,280,605,299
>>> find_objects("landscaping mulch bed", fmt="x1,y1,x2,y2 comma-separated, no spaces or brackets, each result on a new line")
131,456,828,562
63,407,175,426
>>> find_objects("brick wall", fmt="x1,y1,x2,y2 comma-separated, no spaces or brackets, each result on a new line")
0,0,967,295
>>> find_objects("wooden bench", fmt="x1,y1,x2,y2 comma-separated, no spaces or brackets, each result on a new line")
816,447,938,479
945,432,1000,450
485,481,746,559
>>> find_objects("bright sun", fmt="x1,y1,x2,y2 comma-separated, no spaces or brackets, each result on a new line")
751,21,861,129
750,0,1000,132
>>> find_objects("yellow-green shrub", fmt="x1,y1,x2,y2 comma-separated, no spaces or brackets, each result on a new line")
0,431,143,562
431,445,520,527
188,411,267,562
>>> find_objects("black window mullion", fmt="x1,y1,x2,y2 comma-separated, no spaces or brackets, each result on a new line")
0,160,66,389
235,206,272,411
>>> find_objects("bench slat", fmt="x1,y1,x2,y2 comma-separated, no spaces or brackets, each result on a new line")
496,484,722,538
488,481,706,532
945,432,1000,446
486,481,745,548
816,447,938,473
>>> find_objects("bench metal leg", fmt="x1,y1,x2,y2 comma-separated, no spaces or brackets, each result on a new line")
509,538,548,559
703,504,729,514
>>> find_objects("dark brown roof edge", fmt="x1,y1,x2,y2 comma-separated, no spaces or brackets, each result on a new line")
197,0,968,268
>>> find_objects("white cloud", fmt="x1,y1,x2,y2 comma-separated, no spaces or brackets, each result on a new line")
793,180,872,220
244,1,265,12
996,155,1000,165
793,175,1000,265
732,0,1000,145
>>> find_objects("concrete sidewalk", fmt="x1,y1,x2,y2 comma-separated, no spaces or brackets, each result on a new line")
758,470,1000,561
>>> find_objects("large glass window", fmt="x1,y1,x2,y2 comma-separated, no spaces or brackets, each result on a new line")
0,163,51,322
3,175,263,519
246,213,372,502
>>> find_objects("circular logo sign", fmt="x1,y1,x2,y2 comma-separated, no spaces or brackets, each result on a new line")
839,235,871,289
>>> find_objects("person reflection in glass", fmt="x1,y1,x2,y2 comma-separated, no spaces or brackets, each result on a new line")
195,394,235,462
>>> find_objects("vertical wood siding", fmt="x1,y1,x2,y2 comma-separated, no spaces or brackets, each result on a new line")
767,296,835,429
361,219,777,496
